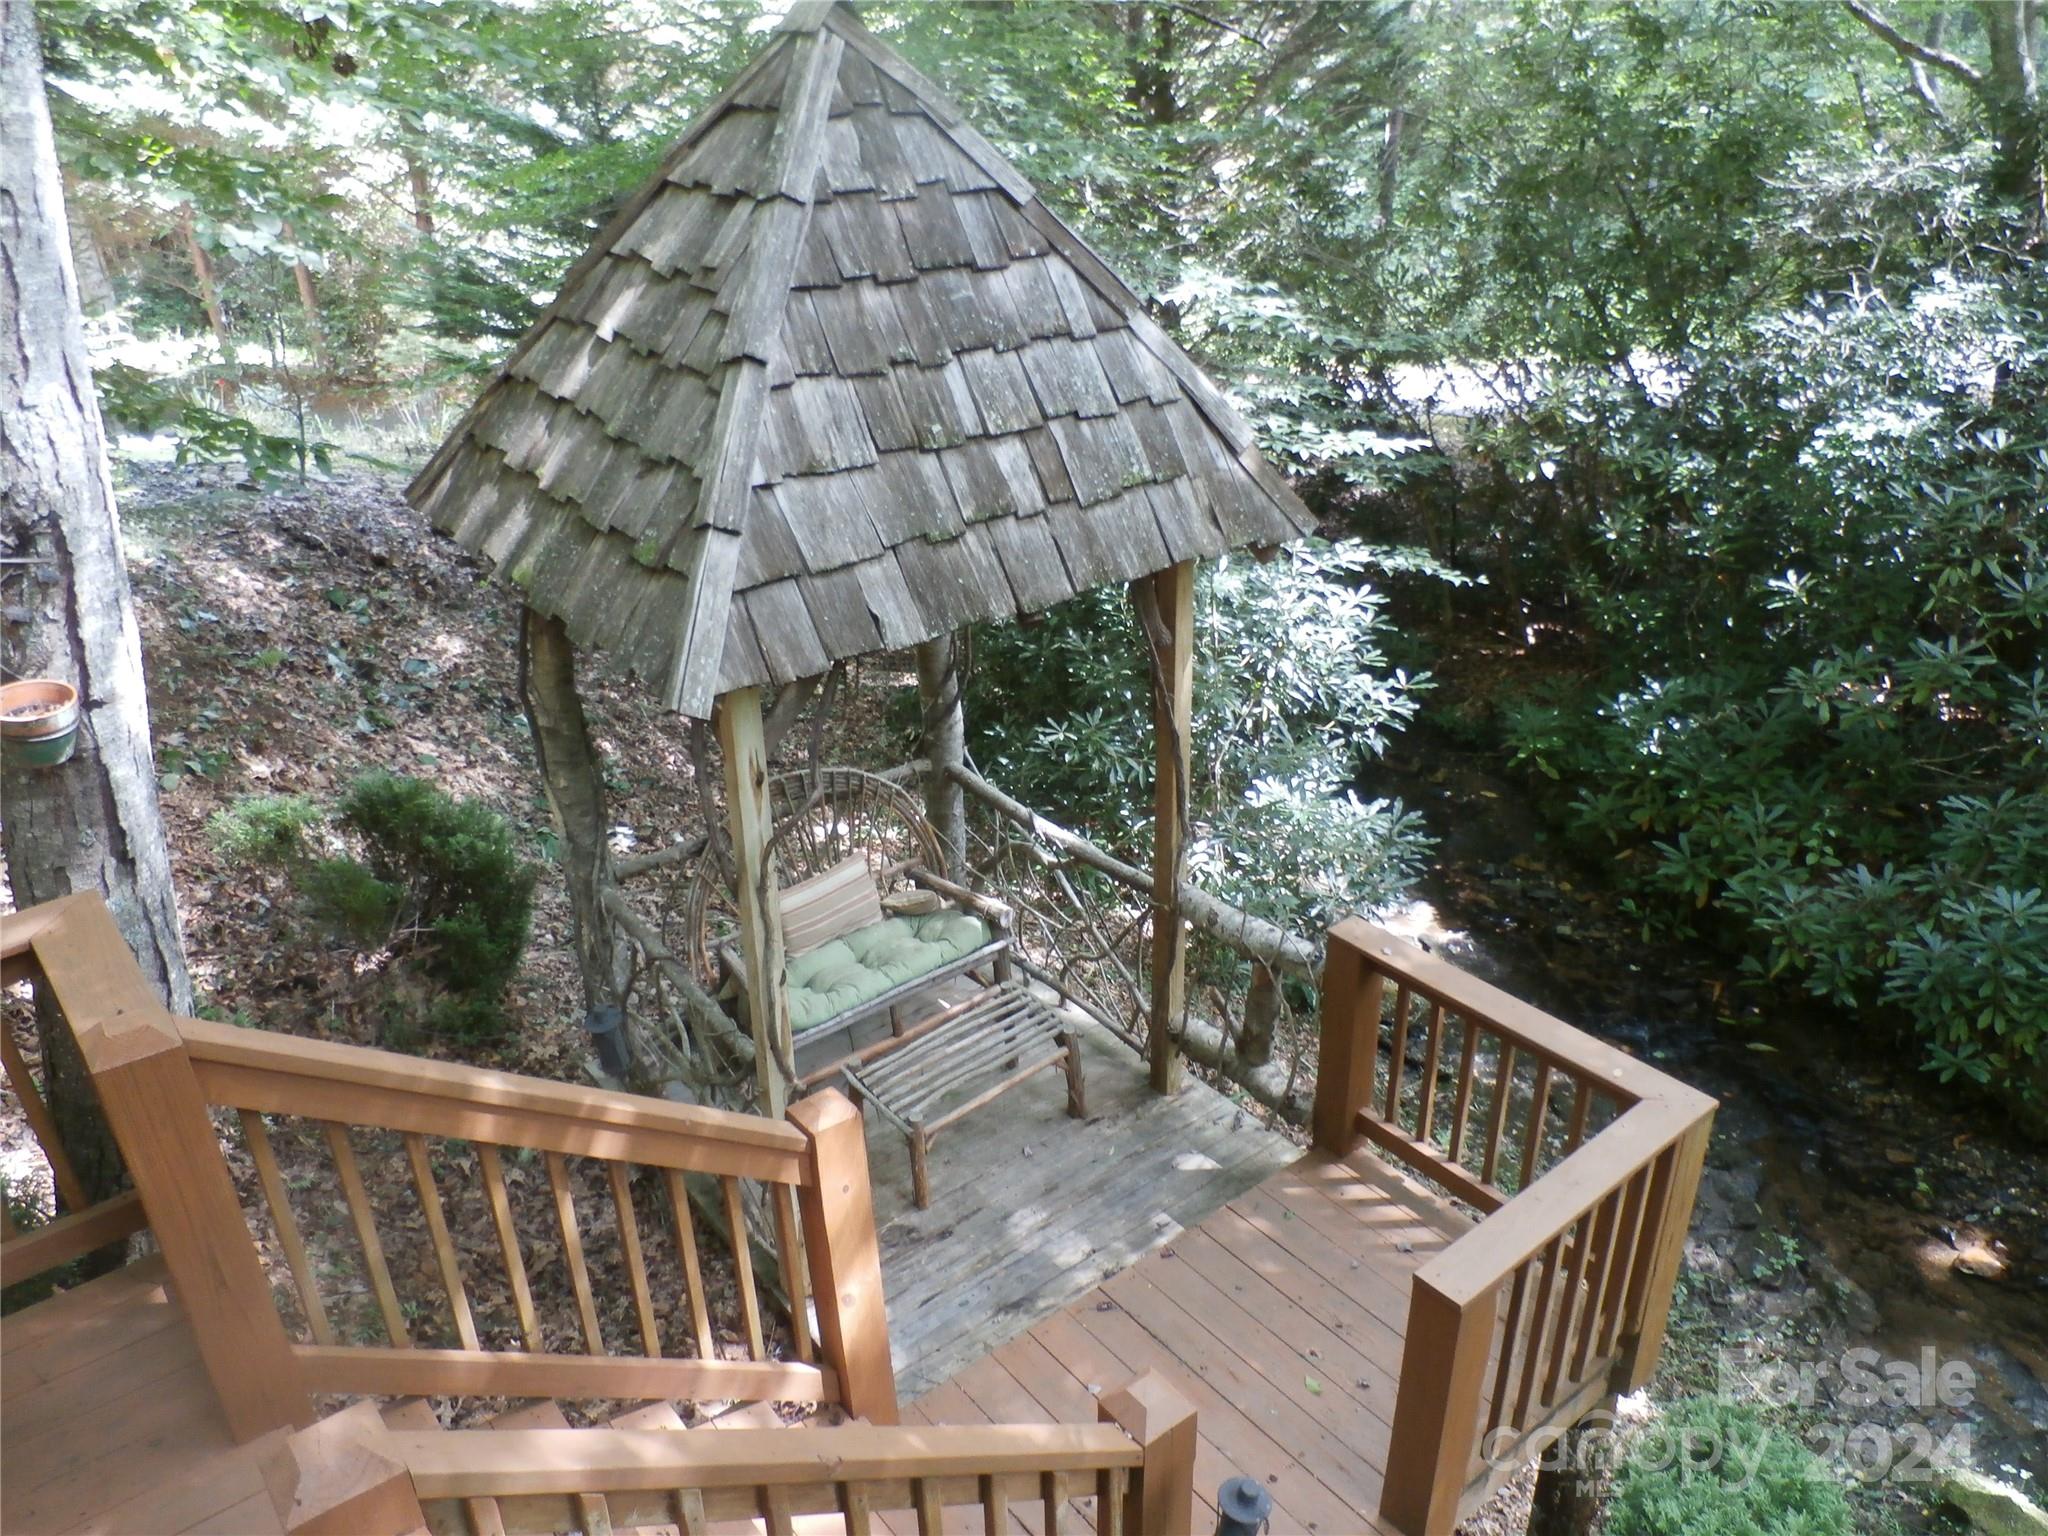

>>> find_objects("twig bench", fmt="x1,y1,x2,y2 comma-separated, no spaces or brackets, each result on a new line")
841,979,1085,1209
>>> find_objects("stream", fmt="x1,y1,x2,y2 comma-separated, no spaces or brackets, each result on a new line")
1368,721,2048,1528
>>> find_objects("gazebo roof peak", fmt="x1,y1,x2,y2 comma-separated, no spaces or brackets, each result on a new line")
409,1,1313,719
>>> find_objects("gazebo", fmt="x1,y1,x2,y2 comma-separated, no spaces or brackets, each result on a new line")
409,0,1314,1118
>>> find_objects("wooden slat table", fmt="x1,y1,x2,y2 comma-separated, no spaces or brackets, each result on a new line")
842,980,1085,1208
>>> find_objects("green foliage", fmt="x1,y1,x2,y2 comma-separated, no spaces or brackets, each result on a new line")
336,771,537,1003
96,363,332,483
965,541,1440,931
209,776,535,1039
1607,1397,1854,1536
1493,268,2048,1114
205,792,323,865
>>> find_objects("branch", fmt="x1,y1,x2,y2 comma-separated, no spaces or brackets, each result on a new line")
1841,0,1986,90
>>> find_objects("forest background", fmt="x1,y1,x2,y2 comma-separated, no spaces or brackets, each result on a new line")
38,0,2048,1128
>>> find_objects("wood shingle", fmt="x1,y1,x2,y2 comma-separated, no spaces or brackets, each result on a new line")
408,0,1312,717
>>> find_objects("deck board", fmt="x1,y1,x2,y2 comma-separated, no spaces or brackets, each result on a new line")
917,1148,1477,1536
869,1013,1299,1398
1,1260,285,1536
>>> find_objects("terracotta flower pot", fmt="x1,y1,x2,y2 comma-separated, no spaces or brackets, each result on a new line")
0,679,81,768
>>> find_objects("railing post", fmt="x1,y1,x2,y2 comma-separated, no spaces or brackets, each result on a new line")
34,897,310,1441
787,1087,899,1425
264,1401,424,1535
1614,1106,1714,1392
1379,1273,1497,1536
1100,1369,1198,1536
1311,926,1384,1157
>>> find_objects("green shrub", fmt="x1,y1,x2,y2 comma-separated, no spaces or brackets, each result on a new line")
964,540,1445,932
336,771,537,1004
207,793,325,866
299,857,402,945
1608,1397,1854,1536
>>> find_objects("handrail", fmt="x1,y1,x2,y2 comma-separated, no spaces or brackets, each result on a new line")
268,1372,1199,1536
177,1016,807,1180
0,894,900,1439
1313,918,1716,1536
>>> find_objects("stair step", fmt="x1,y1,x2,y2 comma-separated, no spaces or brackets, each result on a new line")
608,1401,687,1432
485,1400,573,1432
380,1398,441,1432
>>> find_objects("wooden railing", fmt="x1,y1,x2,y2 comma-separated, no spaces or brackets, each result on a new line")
0,903,148,1287
270,1373,1199,1536
1314,918,1716,1536
0,894,896,1439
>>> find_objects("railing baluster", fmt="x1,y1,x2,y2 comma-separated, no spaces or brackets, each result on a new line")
1043,1469,1067,1536
1095,1465,1125,1536
1414,1001,1446,1147
1568,1189,1624,1384
1519,1062,1555,1187
1594,1166,1652,1358
1485,1259,1530,1439
546,1151,605,1355
606,1159,662,1357
673,1487,707,1536
722,1174,767,1360
1383,983,1413,1123
760,1484,794,1536
982,1470,1010,1536
478,1144,543,1352
664,1168,716,1359
1562,1079,1593,1155
1544,1207,1598,1406
241,1110,334,1346
839,1481,874,1536
404,1131,480,1351
0,1018,89,1212
771,1181,814,1364
323,1121,410,1348
1480,1041,1517,1186
1512,1233,1564,1428
1447,1015,1481,1166
914,1475,943,1536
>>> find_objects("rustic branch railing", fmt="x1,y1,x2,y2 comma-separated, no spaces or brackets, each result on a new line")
270,1372,1199,1536
0,894,899,1440
1314,918,1716,1536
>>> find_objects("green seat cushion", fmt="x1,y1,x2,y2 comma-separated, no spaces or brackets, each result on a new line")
783,911,992,1032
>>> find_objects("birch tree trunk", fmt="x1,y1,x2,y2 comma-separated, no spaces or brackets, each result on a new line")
1,0,193,1206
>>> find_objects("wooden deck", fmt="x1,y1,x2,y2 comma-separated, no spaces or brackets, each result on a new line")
909,1147,1474,1535
864,1012,1300,1398
1,1257,287,1536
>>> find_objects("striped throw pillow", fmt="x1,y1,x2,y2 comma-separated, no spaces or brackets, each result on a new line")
779,855,885,956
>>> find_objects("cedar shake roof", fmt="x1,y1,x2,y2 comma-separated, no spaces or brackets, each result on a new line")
407,0,1314,718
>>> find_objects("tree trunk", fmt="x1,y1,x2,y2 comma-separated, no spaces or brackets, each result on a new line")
1,0,193,1220
1527,1421,1604,1536
517,606,621,1024
403,146,436,235
177,204,236,400
279,219,328,375
914,632,966,876
1977,0,2045,232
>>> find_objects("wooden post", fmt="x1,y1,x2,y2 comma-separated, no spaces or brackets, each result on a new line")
718,685,791,1118
1139,560,1195,1096
914,631,967,877
1311,929,1384,1158
787,1089,898,1425
264,1401,424,1536
34,898,310,1440
1379,1275,1497,1536
1099,1369,1198,1536
1614,1107,1714,1391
